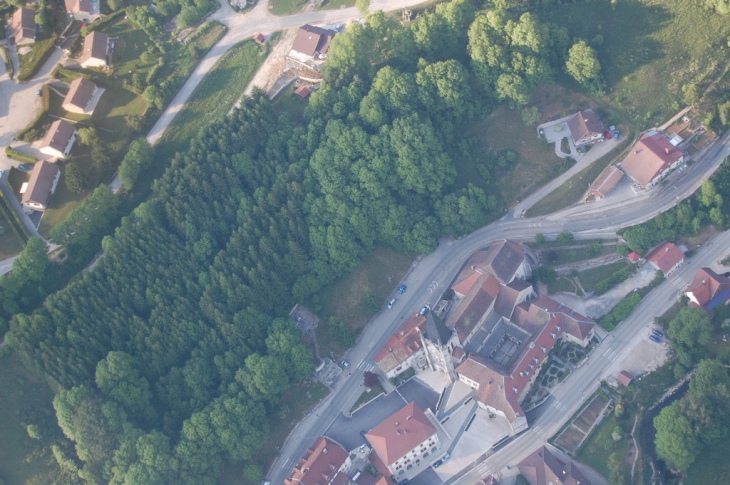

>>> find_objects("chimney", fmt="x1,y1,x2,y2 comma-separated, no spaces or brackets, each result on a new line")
395,422,400,426
563,470,567,475
323,448,328,454
407,415,412,420
396,430,401,435
666,247,669,252
634,150,638,155
665,147,670,154
404,430,408,435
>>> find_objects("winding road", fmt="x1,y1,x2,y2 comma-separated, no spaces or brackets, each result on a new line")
268,128,730,485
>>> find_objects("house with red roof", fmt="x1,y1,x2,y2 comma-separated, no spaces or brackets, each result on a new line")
285,436,352,485
589,165,623,200
365,401,440,477
517,446,590,485
628,252,641,263
684,267,730,314
645,241,684,276
375,314,427,379
566,109,604,147
620,132,684,190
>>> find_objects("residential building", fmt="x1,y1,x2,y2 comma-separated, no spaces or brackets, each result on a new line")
64,0,101,21
566,109,604,146
620,132,684,190
79,31,111,68
289,24,336,62
375,314,427,379
645,241,684,276
684,267,730,314
21,160,61,211
62,78,104,114
284,436,351,485
11,7,36,45
589,165,623,200
365,401,440,477
517,446,590,485
40,120,77,159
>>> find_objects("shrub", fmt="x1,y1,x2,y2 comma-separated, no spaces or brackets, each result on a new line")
17,37,57,82
4,147,37,163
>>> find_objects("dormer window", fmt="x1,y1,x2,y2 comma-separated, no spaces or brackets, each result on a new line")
550,332,557,339
556,326,561,332
541,346,547,353
512,387,518,393
529,364,534,370
533,357,539,364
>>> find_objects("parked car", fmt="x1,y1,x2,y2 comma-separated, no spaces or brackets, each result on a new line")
398,284,407,294
649,335,661,343
18,164,32,172
387,298,396,309
419,304,431,315
433,453,450,468
341,360,350,369
652,328,664,337
36,89,42,96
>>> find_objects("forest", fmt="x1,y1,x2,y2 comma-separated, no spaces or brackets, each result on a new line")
0,0,662,483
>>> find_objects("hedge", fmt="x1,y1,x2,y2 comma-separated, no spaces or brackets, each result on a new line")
0,192,31,244
80,10,125,37
4,147,38,163
599,293,642,331
0,44,13,79
17,36,57,83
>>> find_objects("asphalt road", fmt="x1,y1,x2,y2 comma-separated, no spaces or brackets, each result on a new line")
268,129,730,485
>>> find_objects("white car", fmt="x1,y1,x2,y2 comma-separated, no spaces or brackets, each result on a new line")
387,298,396,309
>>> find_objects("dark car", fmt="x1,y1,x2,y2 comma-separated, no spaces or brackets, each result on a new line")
649,335,661,343
398,284,407,294
652,328,664,337
18,163,32,172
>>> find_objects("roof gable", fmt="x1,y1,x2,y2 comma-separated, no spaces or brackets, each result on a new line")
285,437,349,485
21,160,59,206
685,267,730,310
375,315,425,372
621,133,683,187
590,165,623,196
41,120,76,154
291,24,336,57
567,109,603,143
645,241,684,274
365,402,436,466
63,78,97,110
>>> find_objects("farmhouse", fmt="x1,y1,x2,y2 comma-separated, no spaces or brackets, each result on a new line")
21,160,61,212
64,0,100,21
365,401,440,477
620,132,684,190
645,241,684,276
684,267,730,314
289,24,336,63
62,78,104,114
284,436,351,485
79,31,111,68
566,109,604,147
11,8,36,45
40,120,77,159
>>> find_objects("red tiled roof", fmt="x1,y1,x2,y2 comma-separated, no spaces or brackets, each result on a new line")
567,109,603,144
12,7,35,31
365,402,437,467
618,370,633,386
481,476,501,485
518,446,590,485
456,355,520,422
367,453,397,485
590,166,623,197
628,252,641,262
452,347,465,359
254,33,265,44
375,314,426,373
452,270,483,298
295,85,312,99
64,0,91,14
645,241,684,275
684,267,730,310
285,437,349,485
621,133,683,188
472,240,526,283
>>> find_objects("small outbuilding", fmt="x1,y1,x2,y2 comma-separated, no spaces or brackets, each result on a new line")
618,370,634,386
628,252,641,263
253,33,266,45
294,85,311,99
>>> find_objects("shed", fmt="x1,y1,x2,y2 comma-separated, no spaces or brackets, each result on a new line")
253,33,265,45
618,370,634,386
294,85,311,99
628,252,641,263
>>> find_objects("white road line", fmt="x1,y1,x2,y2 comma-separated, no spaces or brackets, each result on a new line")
282,459,291,470
357,360,365,369
610,352,620,362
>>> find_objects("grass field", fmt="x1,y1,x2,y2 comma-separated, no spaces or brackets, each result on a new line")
578,260,633,293
542,243,617,267
0,350,63,485
479,107,565,211
0,210,24,259
547,276,579,295
575,411,631,482
92,87,149,134
319,0,354,9
350,383,385,414
269,0,307,15
538,1,730,127
222,380,330,485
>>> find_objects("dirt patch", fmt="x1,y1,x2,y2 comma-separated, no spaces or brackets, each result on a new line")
555,424,587,451
574,393,609,431
243,28,299,97
678,224,718,252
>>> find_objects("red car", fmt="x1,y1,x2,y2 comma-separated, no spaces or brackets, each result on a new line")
604,131,612,140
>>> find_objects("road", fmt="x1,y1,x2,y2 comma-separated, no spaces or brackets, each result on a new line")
268,128,730,485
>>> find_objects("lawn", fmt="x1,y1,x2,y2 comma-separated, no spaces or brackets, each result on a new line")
526,138,630,217
220,379,330,485
479,106,566,211
0,211,24,259
319,0,354,9
17,36,56,82
575,411,632,482
350,383,386,414
538,1,730,127
0,350,64,485
312,246,416,358
7,167,30,201
92,87,149,134
102,19,158,87
547,275,579,295
685,434,730,485
268,0,307,15
578,260,634,294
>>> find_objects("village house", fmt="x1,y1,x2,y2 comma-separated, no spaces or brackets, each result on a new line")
517,446,590,485
64,0,101,21
40,120,77,159
566,109,604,147
365,401,440,478
620,131,684,190
21,160,61,212
645,241,684,276
11,7,36,45
684,267,730,315
62,78,104,115
289,24,336,63
79,31,111,68
284,436,351,485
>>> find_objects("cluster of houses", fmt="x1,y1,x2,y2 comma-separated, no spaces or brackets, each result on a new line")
8,0,100,46
286,240,596,485
553,108,688,201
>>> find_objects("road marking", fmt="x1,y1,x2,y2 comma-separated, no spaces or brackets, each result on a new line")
357,360,365,369
282,459,291,470
610,352,620,362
